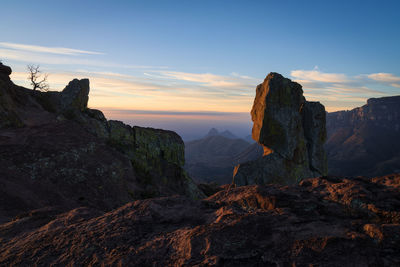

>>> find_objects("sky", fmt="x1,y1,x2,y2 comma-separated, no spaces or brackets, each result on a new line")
1,0,399,140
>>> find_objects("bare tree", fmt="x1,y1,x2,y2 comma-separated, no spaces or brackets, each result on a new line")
27,64,49,91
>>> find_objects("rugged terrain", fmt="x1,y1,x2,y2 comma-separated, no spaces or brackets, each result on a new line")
326,96,400,177
0,63,203,223
1,64,399,266
1,174,399,266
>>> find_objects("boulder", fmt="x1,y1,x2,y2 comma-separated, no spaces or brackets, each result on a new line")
60,78,89,111
233,73,327,186
251,72,306,159
0,63,25,128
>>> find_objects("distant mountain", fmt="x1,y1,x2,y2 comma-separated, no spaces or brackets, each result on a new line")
185,96,400,185
205,128,219,137
185,134,260,184
204,128,238,139
326,96,400,176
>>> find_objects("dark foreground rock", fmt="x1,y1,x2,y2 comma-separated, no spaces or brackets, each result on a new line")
234,73,327,186
0,63,203,222
1,174,399,266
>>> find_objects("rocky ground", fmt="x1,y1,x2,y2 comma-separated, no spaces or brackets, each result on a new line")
0,174,399,266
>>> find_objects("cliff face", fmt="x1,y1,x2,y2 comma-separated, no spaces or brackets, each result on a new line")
234,73,327,186
326,96,400,176
0,63,203,222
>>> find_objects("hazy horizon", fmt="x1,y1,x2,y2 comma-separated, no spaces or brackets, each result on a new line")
97,108,251,141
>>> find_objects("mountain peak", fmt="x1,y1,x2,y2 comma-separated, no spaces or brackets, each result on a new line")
207,128,219,136
205,128,238,139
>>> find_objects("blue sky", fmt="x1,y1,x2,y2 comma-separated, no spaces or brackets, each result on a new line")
1,0,399,140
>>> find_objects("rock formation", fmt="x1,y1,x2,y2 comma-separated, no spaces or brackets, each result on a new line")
0,62,25,128
234,73,327,186
0,63,12,77
1,174,399,266
326,95,400,176
0,63,203,222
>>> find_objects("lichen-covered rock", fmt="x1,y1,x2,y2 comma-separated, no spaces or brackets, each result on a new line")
251,72,306,159
81,108,110,138
50,81,204,199
0,121,140,222
234,73,327,186
107,121,204,199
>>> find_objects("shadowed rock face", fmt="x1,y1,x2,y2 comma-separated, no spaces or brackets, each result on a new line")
0,63,203,222
234,73,327,186
302,101,327,174
326,95,400,176
0,63,12,77
0,174,399,266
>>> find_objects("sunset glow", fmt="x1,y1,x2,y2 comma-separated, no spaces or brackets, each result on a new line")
2,1,399,138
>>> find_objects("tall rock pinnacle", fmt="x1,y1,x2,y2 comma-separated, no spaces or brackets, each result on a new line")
233,73,327,185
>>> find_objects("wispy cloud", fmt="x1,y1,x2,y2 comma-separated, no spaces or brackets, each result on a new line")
146,70,258,90
10,69,256,113
291,69,350,83
367,73,400,83
0,42,167,69
0,42,103,56
5,42,397,114
0,48,166,69
289,69,400,111
367,73,400,88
